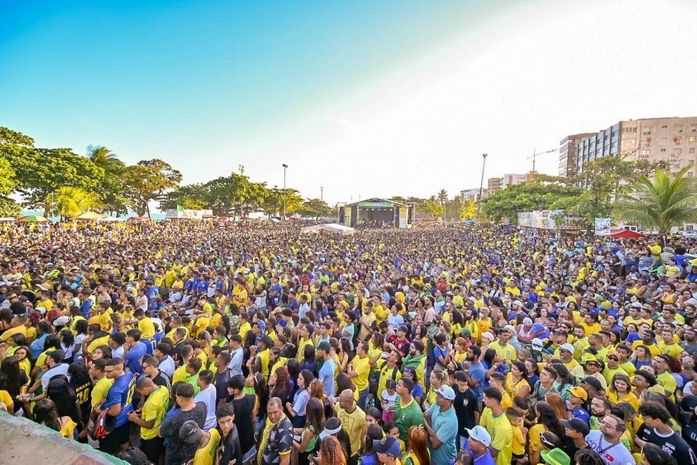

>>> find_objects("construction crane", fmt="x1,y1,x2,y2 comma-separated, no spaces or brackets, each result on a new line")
527,147,558,172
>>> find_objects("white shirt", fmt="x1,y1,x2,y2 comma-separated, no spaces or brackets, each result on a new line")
586,430,636,465
194,384,217,430
159,355,175,379
41,363,70,390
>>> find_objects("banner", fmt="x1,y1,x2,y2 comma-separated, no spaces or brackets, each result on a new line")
517,210,563,230
595,218,612,235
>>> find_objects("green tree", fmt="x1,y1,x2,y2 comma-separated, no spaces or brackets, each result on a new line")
87,145,130,215
48,186,102,219
297,198,334,218
418,198,445,219
481,181,582,223
614,166,697,244
123,159,182,217
0,156,19,217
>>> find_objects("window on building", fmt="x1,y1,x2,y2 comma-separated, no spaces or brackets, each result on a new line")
674,135,682,144
662,124,669,129
689,147,696,153
688,172,694,177
661,148,667,152
644,137,651,145
689,136,696,143
642,129,651,135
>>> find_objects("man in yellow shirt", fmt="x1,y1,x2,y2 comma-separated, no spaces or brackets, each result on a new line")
88,359,114,410
492,329,517,362
0,313,27,343
135,309,156,340
179,419,221,465
128,377,169,464
348,341,371,407
653,354,677,398
658,328,683,358
481,386,513,465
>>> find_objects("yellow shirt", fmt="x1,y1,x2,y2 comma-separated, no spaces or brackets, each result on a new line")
351,354,371,399
480,408,513,465
172,365,189,385
0,389,14,411
141,386,169,440
258,348,271,378
492,342,517,362
511,424,526,455
192,428,221,465
87,334,111,354
193,316,210,337
239,322,251,342
658,341,683,359
606,389,639,411
138,317,156,340
656,372,677,396
91,377,114,408
0,325,26,343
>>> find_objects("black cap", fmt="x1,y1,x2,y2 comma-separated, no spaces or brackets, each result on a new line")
582,376,603,392
563,418,590,436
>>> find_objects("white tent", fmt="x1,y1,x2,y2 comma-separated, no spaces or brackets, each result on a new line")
301,223,355,236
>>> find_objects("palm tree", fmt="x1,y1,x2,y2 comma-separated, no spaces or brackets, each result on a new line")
87,145,120,170
50,186,102,220
614,166,697,244
87,145,129,215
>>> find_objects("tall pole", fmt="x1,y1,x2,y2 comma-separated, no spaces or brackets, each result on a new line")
531,147,536,172
282,164,288,220
320,186,324,202
477,153,488,217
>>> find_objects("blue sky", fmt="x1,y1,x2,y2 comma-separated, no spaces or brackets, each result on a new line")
2,0,696,203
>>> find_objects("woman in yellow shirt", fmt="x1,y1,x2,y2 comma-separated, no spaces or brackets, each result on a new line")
33,398,77,439
505,361,531,398
606,373,639,410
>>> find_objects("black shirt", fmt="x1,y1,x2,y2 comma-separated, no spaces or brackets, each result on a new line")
159,402,207,465
453,386,479,434
220,425,242,465
231,394,256,455
636,424,697,465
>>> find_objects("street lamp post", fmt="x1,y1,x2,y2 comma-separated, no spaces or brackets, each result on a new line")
477,153,488,218
282,164,288,220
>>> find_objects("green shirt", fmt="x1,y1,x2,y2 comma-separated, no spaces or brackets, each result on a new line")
395,396,425,441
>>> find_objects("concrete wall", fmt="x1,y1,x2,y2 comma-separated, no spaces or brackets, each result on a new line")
0,411,127,465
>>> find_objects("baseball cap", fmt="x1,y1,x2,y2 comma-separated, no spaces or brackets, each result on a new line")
373,436,401,457
435,385,456,401
465,425,491,447
53,315,70,327
531,338,543,349
541,448,571,465
559,343,575,354
179,420,204,443
582,376,603,392
563,418,590,436
569,386,588,401
481,332,495,342
580,353,598,365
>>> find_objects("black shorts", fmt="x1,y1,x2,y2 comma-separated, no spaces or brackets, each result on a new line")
140,436,164,463
99,422,130,454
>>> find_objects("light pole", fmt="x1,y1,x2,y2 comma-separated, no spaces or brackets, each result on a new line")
282,163,288,220
477,153,488,218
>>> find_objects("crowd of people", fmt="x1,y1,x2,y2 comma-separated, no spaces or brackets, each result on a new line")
0,220,696,465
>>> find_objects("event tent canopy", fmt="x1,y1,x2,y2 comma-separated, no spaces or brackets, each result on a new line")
301,223,355,235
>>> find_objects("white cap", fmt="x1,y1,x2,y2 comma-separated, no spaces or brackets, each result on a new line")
465,425,492,447
53,316,70,327
560,343,575,354
532,338,543,348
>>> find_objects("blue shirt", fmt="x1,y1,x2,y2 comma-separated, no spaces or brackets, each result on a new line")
124,342,148,375
461,441,496,465
427,404,458,464
468,362,486,400
103,372,135,428
572,407,590,425
80,299,93,317
318,358,336,397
